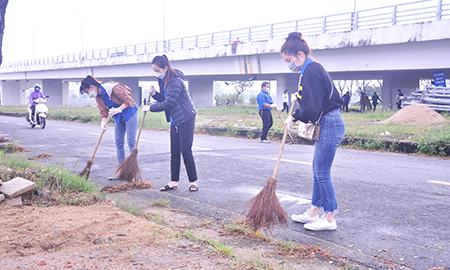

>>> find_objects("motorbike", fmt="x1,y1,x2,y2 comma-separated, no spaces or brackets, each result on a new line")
26,96,49,129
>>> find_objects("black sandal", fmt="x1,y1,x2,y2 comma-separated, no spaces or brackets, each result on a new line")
160,184,177,192
189,184,198,192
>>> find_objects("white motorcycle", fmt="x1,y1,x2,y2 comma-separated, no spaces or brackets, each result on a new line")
26,96,49,129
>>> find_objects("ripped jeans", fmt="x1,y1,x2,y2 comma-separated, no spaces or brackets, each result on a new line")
311,109,345,213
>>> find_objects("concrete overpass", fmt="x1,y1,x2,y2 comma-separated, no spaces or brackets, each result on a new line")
1,0,450,108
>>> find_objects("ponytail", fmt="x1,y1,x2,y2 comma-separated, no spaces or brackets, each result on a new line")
152,54,177,87
280,32,311,56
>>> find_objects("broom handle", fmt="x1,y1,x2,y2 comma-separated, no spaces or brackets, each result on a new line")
134,92,153,149
275,108,295,143
90,129,106,162
135,110,148,149
271,104,296,179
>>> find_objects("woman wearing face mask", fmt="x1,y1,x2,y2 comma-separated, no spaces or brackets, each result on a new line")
282,32,345,231
142,55,199,192
80,75,138,179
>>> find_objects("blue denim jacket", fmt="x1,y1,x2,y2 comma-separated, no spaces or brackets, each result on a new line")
257,90,273,110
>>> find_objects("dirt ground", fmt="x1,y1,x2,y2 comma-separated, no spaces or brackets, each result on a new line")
0,202,349,270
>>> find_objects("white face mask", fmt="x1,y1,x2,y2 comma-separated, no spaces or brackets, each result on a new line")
288,62,298,72
88,91,97,98
156,71,166,79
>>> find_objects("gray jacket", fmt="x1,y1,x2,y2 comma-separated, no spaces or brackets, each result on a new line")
150,72,196,126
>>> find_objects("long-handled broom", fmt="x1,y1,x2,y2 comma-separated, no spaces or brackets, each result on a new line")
274,107,295,143
79,118,110,179
115,103,150,182
246,104,296,231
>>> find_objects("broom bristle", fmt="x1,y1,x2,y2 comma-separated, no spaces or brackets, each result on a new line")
79,160,93,179
246,177,287,231
116,149,141,182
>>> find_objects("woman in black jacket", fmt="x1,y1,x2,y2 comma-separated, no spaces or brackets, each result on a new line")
282,32,345,231
142,55,198,192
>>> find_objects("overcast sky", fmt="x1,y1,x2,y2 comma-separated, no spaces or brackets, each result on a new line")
3,0,416,62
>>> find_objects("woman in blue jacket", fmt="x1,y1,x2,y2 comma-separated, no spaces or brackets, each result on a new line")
143,55,198,192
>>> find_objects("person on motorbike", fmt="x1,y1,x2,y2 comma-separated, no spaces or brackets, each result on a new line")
28,84,46,122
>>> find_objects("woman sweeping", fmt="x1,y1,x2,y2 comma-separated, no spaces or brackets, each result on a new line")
142,55,199,192
80,75,138,180
282,32,345,231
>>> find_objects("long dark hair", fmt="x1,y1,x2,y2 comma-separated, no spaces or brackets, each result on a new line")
280,32,311,57
152,54,178,87
79,75,101,94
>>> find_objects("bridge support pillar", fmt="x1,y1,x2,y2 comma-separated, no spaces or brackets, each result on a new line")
188,77,214,107
382,76,419,109
276,74,298,109
119,78,141,106
42,79,69,106
0,80,21,106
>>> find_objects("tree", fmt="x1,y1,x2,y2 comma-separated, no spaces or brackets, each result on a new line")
334,80,353,96
0,0,9,65
225,80,254,105
355,80,371,94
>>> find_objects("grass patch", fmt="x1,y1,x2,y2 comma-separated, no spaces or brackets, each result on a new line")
115,201,144,216
0,142,25,153
0,152,34,170
144,212,167,225
36,166,96,194
0,152,99,205
224,222,254,236
179,230,235,258
279,240,298,253
150,198,171,208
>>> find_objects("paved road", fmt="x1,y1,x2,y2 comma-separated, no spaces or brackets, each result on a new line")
1,115,449,270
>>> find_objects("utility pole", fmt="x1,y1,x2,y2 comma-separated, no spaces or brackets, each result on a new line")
162,0,166,41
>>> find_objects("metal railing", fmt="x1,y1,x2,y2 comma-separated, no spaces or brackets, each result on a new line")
1,0,449,71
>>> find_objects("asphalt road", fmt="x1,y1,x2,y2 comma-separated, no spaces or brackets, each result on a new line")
1,115,449,270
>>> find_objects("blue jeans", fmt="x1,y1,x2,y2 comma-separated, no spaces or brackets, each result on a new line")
114,113,138,164
311,109,345,213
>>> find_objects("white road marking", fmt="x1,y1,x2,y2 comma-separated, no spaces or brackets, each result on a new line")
278,194,311,205
58,128,69,131
1,121,10,123
251,155,312,166
17,123,26,126
238,186,311,205
31,145,46,148
428,180,450,186
193,146,213,151
88,132,101,136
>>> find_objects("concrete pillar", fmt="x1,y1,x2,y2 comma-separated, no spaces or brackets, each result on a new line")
42,79,68,106
119,77,141,106
188,77,214,107
382,76,419,109
276,74,298,109
0,80,21,105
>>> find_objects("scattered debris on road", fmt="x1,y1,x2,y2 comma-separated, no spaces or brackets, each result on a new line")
28,153,52,160
101,180,153,193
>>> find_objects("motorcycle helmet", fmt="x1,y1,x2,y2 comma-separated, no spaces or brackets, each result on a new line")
33,83,42,91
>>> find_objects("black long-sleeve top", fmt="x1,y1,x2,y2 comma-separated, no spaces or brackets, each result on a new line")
292,62,343,123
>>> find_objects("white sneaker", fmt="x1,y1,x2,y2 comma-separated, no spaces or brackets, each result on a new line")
291,211,319,223
304,217,337,231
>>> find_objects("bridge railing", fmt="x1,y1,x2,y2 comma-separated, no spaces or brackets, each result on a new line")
2,0,449,71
